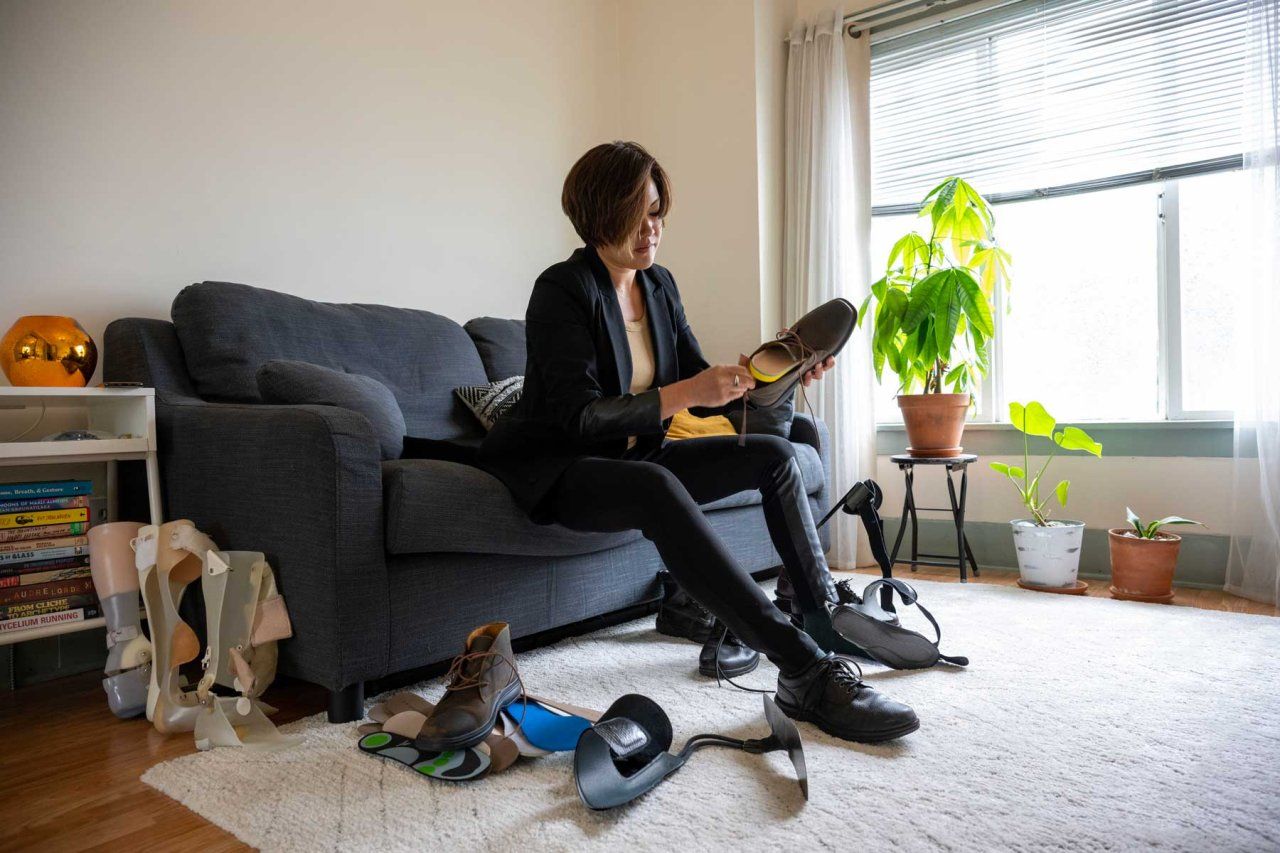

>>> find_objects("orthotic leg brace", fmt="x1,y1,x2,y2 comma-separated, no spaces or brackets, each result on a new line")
816,479,897,614
90,522,151,718
193,548,298,750
133,520,296,748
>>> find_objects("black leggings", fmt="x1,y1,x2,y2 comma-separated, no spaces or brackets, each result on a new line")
546,434,829,675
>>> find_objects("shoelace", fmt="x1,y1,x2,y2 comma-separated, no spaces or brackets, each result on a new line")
819,653,870,701
712,622,773,695
833,579,862,606
442,648,529,733
740,329,818,447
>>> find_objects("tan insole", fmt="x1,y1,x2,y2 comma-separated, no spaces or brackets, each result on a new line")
526,693,603,723
486,736,520,772
384,691,433,717
382,710,428,738
750,343,803,380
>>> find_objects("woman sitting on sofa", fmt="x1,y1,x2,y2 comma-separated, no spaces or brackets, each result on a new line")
480,141,918,743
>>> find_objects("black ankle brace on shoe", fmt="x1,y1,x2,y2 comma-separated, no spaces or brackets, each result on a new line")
574,693,807,809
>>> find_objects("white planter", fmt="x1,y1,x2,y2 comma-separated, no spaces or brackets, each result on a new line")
1011,519,1085,587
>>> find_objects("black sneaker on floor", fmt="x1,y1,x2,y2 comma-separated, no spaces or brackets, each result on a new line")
774,653,919,743
699,621,760,678
655,576,716,644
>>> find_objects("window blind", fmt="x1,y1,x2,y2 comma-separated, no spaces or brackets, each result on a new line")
869,0,1248,209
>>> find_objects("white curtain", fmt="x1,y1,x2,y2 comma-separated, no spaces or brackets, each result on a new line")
784,9,876,570
1227,0,1280,605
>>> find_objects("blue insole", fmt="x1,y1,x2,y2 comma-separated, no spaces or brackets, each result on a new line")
503,698,591,752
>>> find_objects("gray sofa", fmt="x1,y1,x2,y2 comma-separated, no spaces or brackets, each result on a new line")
104,281,831,721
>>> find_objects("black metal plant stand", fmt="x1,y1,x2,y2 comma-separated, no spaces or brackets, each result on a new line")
888,453,981,583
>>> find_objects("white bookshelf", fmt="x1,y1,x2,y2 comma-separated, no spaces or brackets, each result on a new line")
0,386,163,645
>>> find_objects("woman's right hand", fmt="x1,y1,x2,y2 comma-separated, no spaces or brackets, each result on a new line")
688,364,755,408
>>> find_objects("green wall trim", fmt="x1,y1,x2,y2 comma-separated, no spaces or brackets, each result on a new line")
887,517,1228,589
876,421,1239,458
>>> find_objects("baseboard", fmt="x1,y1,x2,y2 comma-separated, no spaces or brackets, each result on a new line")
884,518,1228,589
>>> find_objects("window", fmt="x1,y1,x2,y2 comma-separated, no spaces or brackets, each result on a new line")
867,0,1246,424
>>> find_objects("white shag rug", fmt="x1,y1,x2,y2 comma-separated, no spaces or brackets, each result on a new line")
142,579,1280,852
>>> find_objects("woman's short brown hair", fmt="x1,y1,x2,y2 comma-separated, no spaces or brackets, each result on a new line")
561,141,671,248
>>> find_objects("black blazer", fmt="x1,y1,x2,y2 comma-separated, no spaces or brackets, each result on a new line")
480,245,730,520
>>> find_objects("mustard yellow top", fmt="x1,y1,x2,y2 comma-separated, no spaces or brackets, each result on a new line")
625,311,655,449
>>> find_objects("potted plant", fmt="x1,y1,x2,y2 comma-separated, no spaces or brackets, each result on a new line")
1108,509,1204,603
859,176,1011,457
989,401,1102,588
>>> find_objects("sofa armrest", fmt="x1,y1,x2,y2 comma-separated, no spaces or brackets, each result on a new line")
790,412,830,476
155,392,389,691
790,412,833,550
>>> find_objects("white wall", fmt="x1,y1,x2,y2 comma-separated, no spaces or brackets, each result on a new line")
0,0,807,382
614,0,773,363
0,0,622,379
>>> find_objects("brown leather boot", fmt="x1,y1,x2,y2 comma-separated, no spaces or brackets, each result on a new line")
415,622,523,751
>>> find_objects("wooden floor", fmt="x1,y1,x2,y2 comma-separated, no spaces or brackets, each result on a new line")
1,568,1274,852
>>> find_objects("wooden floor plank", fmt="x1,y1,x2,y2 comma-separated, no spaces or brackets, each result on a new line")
1,570,1272,852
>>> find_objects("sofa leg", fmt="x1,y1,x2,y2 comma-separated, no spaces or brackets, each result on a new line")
327,682,365,723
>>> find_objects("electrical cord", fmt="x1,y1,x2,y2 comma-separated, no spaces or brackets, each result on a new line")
0,401,47,443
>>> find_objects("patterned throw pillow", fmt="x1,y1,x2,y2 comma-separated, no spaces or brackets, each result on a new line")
455,375,523,431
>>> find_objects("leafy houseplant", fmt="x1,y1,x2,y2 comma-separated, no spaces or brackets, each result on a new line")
990,401,1103,588
1108,508,1205,603
859,176,1011,457
1121,508,1204,539
989,401,1103,526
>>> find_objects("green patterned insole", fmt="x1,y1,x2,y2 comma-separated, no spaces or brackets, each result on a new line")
357,732,491,781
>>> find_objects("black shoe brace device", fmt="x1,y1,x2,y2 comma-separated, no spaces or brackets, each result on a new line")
815,478,969,669
574,694,807,810
816,479,896,612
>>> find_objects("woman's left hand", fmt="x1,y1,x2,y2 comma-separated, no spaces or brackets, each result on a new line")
801,356,836,387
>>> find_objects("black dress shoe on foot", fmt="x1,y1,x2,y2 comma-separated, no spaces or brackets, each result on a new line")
699,621,760,678
776,577,864,624
656,579,715,644
801,604,877,660
775,653,919,743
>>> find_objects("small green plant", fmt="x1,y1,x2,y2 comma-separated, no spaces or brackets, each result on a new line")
990,401,1102,526
1124,508,1204,539
858,176,1011,396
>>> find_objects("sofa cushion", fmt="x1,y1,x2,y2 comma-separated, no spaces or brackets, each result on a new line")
256,360,407,460
455,375,523,431
463,317,526,381
383,440,825,556
383,459,642,557
172,281,488,440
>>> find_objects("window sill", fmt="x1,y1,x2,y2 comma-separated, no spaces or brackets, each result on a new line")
876,419,1232,432
874,419,1235,458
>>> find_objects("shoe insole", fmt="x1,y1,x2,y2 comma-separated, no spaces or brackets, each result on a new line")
749,344,803,383
382,710,428,739
499,711,551,757
359,732,491,781
504,698,592,752
830,610,939,670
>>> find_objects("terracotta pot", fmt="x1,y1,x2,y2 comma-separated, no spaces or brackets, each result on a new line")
1108,528,1180,604
898,393,969,458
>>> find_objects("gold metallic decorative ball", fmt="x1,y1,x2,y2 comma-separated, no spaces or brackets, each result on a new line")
0,316,98,387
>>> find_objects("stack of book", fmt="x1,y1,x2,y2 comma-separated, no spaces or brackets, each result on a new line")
0,479,98,635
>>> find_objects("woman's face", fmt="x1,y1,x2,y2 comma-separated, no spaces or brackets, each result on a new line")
600,178,663,272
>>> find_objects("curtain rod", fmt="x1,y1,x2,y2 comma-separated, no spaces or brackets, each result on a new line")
842,0,1016,40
